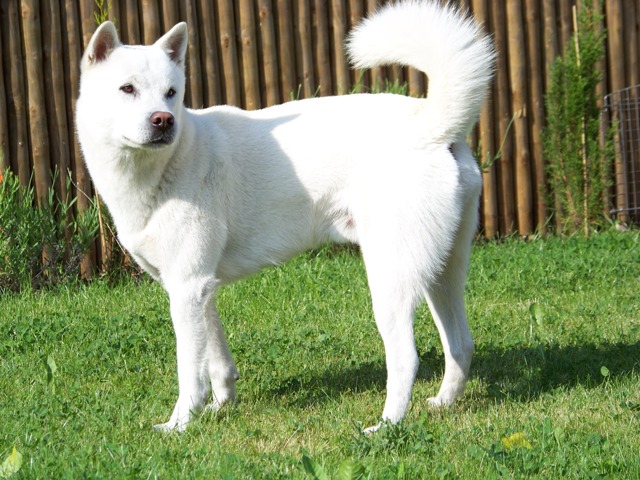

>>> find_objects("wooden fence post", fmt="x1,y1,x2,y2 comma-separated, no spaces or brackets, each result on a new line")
200,1,223,107
506,0,533,235
491,1,515,235
161,0,180,32
182,1,203,108
472,0,498,237
4,0,30,186
314,0,333,96
348,0,366,91
295,1,315,98
239,0,261,109
365,0,384,90
141,0,161,44
219,0,242,106
258,0,281,106
76,0,98,277
606,0,628,222
21,0,52,206
525,0,548,233
0,5,10,171
331,0,349,94
42,0,72,242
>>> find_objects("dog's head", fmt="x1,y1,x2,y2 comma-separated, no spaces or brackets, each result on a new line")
77,22,188,153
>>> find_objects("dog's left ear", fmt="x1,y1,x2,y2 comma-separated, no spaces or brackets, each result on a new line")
156,23,188,69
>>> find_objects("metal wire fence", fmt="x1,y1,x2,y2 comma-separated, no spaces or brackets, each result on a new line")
604,85,640,225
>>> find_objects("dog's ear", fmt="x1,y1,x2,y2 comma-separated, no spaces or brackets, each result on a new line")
156,23,188,69
82,21,121,69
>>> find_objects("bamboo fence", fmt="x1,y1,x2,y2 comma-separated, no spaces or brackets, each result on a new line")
1,0,640,273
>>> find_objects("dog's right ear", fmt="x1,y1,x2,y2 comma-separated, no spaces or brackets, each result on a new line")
82,21,121,70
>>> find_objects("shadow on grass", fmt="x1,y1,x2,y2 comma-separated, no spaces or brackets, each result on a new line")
472,340,640,402
268,341,640,407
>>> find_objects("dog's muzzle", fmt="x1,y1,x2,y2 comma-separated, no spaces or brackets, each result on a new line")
148,111,176,146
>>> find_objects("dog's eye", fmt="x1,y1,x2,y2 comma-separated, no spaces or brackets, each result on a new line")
166,88,176,98
120,84,135,95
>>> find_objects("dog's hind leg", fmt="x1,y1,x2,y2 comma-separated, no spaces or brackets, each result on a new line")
425,189,478,408
361,250,421,432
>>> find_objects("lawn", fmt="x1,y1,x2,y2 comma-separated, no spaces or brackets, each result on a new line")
1,230,639,478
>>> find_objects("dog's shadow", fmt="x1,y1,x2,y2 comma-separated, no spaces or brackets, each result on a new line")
269,341,640,407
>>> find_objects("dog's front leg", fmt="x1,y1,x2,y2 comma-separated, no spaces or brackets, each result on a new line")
155,278,238,432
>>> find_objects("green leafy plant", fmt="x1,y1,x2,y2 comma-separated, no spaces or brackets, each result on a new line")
542,2,613,235
94,0,112,25
0,446,23,478
0,169,99,291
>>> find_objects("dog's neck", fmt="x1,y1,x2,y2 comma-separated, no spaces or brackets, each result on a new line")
85,114,194,236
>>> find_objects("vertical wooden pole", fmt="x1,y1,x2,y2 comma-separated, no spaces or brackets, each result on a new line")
331,0,350,94
558,1,572,52
506,0,533,235
542,0,565,229
218,0,241,106
0,7,9,170
141,0,161,44
4,0,30,186
161,0,180,31
472,0,498,237
606,0,628,222
182,1,203,108
525,0,548,233
295,0,315,98
624,0,639,88
276,0,296,100
76,0,99,277
365,0,384,90
258,0,281,106
314,0,333,96
239,0,261,109
200,1,222,106
491,1,515,235
22,0,51,206
123,0,140,44
348,0,366,91
42,0,73,260
591,0,609,220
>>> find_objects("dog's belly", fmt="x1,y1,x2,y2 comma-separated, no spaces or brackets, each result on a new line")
214,199,356,284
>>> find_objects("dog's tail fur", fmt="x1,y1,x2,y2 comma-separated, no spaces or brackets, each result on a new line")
347,1,495,145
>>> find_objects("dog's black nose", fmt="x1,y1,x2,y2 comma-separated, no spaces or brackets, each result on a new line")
150,111,174,131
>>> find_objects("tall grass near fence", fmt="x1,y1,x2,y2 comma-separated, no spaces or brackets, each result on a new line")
0,169,98,292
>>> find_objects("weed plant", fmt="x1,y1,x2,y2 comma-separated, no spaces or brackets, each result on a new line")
0,169,98,292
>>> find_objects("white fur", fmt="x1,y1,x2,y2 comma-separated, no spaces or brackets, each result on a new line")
76,1,494,432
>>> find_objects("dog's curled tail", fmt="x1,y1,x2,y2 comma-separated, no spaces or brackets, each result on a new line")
347,1,495,145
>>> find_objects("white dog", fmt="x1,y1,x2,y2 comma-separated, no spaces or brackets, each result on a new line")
76,1,494,432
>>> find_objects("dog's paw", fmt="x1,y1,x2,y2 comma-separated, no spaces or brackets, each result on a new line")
363,423,382,434
153,420,188,433
153,399,198,432
427,395,453,408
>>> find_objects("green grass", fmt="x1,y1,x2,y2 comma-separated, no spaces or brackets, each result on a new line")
1,230,640,478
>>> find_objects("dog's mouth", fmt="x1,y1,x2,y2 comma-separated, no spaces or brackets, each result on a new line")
123,133,175,150
147,134,175,147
